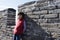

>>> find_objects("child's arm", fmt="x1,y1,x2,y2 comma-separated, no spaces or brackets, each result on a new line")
16,20,23,29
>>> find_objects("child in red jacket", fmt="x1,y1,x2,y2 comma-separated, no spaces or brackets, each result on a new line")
13,12,26,40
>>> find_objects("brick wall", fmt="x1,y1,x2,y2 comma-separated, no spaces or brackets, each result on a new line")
0,8,16,40
18,0,60,40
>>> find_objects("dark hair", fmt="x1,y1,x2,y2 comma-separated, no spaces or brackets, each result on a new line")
18,12,24,19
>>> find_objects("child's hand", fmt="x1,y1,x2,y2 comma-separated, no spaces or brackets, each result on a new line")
13,28,17,34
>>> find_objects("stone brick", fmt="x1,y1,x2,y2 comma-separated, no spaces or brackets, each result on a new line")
22,8,32,12
48,9,60,14
32,19,38,22
28,15,39,19
38,19,47,23
42,14,58,19
40,15,44,19
47,19,60,23
40,5,56,10
26,12,33,15
33,10,47,15
33,11,41,15
59,14,60,19
49,10,54,14
40,23,58,28
39,1,48,7
54,9,60,13
57,23,60,29
56,3,60,9
47,28,58,32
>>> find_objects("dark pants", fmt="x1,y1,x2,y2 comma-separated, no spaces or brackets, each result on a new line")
13,34,21,40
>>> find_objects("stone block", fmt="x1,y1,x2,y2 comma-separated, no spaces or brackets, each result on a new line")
59,14,60,19
56,3,60,9
40,15,44,19
47,28,58,31
47,19,60,23
26,12,33,15
32,19,38,22
40,5,56,10
58,23,60,28
33,10,47,15
43,14,58,19
48,9,60,14
38,2,48,8
40,23,58,28
28,15,39,19
33,11,41,15
54,9,60,13
49,10,55,14
38,19,47,23
22,8,32,12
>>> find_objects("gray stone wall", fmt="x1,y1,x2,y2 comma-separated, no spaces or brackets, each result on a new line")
18,0,60,40
0,8,16,40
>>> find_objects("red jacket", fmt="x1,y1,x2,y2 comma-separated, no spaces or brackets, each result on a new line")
13,19,24,35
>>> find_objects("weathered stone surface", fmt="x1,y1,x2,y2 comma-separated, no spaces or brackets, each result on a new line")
49,9,60,14
49,10,55,14
40,23,58,28
47,19,60,23
18,1,60,39
40,5,56,10
0,0,60,40
32,19,38,22
59,14,60,19
58,23,60,28
22,8,32,12
55,2,60,9
40,14,58,19
54,9,60,13
39,1,48,7
41,14,58,19
26,12,33,15
27,15,39,19
38,19,47,23
33,10,47,15
0,8,16,40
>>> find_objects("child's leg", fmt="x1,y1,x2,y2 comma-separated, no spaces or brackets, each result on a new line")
13,34,21,40
13,34,16,40
16,35,21,40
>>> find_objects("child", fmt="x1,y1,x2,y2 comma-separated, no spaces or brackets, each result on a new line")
13,12,26,40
